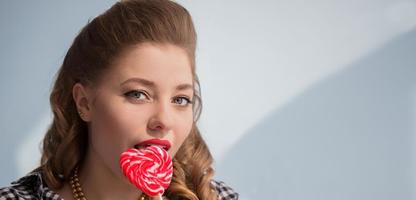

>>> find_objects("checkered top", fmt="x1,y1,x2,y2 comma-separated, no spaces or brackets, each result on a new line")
0,170,238,200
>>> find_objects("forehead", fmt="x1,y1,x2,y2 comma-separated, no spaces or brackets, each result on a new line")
105,43,193,88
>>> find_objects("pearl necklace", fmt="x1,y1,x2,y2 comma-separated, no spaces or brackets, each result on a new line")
69,167,148,200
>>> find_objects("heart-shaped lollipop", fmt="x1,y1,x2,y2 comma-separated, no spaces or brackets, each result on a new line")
119,145,173,197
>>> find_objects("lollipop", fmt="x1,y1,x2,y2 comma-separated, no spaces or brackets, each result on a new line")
119,145,173,198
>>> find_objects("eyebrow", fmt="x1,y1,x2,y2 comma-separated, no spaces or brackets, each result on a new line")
120,77,193,91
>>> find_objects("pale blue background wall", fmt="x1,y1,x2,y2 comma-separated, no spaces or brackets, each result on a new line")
1,1,415,199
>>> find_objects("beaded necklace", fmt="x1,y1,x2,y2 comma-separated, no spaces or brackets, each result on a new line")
69,167,149,200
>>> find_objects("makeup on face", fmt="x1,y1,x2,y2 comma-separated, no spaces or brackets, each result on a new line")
134,138,172,151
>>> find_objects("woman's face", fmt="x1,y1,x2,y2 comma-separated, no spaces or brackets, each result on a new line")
75,43,194,181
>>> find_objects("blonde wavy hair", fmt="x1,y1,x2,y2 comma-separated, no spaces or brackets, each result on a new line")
39,0,217,199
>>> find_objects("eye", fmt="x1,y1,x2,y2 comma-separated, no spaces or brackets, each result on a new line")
124,90,149,101
173,96,193,106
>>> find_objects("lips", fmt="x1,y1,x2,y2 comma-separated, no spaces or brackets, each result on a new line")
134,139,171,151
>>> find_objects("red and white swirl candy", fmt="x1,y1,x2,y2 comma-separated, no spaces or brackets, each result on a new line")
119,146,173,197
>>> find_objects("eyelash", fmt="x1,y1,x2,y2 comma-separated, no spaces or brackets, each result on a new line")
123,90,194,106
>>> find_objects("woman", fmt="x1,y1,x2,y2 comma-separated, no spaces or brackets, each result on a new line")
0,0,238,199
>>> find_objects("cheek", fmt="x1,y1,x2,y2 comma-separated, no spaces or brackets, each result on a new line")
171,114,194,156
93,105,127,139
89,97,148,156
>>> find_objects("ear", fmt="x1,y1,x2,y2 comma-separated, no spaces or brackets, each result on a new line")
72,82,94,122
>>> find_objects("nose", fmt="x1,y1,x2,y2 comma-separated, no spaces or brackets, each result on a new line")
147,100,174,137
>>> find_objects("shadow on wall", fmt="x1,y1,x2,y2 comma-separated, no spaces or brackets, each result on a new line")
217,28,416,200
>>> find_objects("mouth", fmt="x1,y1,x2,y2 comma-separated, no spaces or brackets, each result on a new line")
134,139,171,151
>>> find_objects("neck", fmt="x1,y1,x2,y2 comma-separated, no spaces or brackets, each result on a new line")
78,147,143,200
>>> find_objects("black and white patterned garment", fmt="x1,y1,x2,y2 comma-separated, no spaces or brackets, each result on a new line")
0,170,238,200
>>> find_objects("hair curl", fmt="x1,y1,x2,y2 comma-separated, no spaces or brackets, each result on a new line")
39,0,217,199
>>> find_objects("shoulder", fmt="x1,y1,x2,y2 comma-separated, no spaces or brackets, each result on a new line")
210,179,239,200
0,185,34,200
0,170,40,200
0,169,61,200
